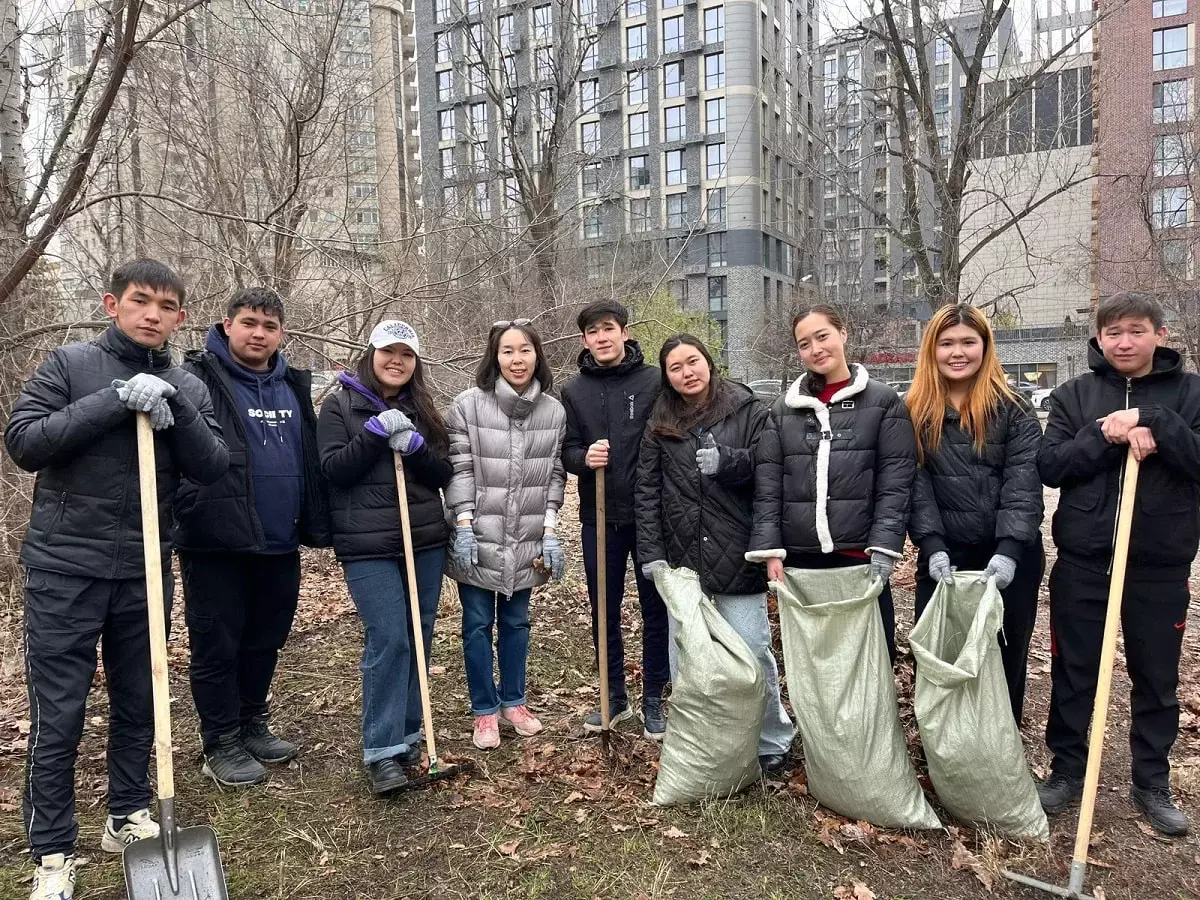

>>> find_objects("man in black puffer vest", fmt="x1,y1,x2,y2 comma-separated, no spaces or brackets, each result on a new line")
1038,292,1200,837
561,301,668,739
175,287,331,787
5,259,228,898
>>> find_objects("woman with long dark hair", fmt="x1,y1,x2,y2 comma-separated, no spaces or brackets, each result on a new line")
635,334,794,774
317,320,451,794
906,303,1044,723
746,306,916,661
444,320,567,751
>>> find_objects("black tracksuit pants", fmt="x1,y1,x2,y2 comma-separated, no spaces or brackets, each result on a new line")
23,567,170,860
179,551,301,752
580,522,670,705
1047,556,1190,790
915,537,1045,725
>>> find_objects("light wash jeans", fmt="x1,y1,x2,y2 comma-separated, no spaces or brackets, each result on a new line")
667,591,794,757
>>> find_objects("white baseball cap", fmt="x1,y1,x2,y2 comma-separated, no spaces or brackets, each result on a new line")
369,320,420,356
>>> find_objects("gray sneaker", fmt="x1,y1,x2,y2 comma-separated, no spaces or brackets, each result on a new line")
642,697,666,742
583,700,633,732
202,732,267,786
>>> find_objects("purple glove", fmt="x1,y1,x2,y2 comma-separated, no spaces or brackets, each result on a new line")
365,409,425,455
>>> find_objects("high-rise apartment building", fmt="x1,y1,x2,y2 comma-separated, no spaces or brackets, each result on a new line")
413,0,821,376
1033,0,1094,59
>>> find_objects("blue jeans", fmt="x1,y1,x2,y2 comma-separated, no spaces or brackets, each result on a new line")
343,549,445,764
458,583,532,715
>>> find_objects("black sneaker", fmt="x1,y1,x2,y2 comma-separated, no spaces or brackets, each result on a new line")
201,732,267,787
396,744,422,767
1036,773,1083,815
759,753,787,775
583,700,634,733
1131,785,1189,836
642,697,666,742
368,758,408,795
241,717,299,764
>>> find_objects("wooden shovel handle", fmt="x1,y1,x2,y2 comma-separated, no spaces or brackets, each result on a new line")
136,413,174,800
596,467,610,731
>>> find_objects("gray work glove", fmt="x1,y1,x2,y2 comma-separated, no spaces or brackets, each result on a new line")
453,524,479,568
696,444,720,476
984,553,1018,590
148,398,174,431
869,551,895,583
542,533,565,580
367,409,425,455
113,373,177,412
928,550,954,584
641,559,668,580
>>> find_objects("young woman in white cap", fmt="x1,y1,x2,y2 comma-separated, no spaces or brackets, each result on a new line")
444,320,567,750
317,320,451,794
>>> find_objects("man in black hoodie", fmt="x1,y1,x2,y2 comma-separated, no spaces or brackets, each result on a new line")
561,301,668,739
1038,292,1200,836
175,287,330,787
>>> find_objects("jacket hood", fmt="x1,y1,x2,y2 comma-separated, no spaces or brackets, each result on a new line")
576,340,647,377
784,362,871,409
101,323,173,371
206,323,288,385
337,371,388,411
1086,337,1182,381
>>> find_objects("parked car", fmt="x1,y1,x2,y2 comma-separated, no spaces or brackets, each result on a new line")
747,379,785,402
1031,387,1053,411
1005,378,1039,400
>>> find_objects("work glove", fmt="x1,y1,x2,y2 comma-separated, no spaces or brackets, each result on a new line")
453,525,479,568
113,373,176,412
641,559,669,580
696,432,720,476
542,532,565,580
148,398,174,432
869,551,895,584
928,550,954,584
983,553,1018,590
366,409,425,455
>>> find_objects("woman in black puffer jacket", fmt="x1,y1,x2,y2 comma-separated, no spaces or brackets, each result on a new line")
746,306,916,661
635,335,794,772
906,303,1044,724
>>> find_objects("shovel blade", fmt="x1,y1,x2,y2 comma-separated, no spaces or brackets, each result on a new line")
123,825,229,900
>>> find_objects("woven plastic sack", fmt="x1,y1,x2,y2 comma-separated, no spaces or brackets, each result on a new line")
909,574,1049,841
775,566,940,829
652,566,764,806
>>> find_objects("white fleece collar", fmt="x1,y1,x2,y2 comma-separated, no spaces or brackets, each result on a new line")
784,364,870,410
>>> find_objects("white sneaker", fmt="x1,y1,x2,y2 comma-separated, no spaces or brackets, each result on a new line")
29,853,76,900
100,808,160,853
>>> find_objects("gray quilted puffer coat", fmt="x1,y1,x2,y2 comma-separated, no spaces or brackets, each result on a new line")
444,378,566,596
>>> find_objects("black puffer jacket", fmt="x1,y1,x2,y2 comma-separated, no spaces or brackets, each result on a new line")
908,395,1043,560
561,341,661,527
635,382,771,595
1039,340,1200,577
748,364,916,559
175,339,331,552
317,375,452,562
4,325,229,579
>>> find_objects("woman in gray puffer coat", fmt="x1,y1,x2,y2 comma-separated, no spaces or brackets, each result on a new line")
445,321,567,751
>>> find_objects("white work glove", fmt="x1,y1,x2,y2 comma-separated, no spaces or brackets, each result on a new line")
983,554,1018,590
148,398,174,431
696,432,719,476
542,533,565,580
928,550,954,584
869,551,895,583
453,524,479,568
641,559,668,580
113,373,176,412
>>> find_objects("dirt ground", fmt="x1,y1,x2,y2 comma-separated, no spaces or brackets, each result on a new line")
0,482,1197,899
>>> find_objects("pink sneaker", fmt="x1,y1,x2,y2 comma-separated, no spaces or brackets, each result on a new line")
472,714,500,750
499,705,543,737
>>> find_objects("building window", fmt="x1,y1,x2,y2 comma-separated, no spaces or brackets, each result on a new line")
823,56,837,109
499,14,514,46
537,88,555,124
628,71,648,104
435,32,451,65
582,39,598,71
663,16,684,53
708,275,726,311
467,23,485,59
434,0,450,23
1154,27,1189,70
580,78,600,113
705,142,725,179
705,97,726,133
579,0,597,27
439,109,455,141
708,232,726,267
1151,186,1191,228
502,53,517,84
1155,133,1189,176
471,141,488,170
665,148,686,184
629,154,650,189
467,0,481,13
704,6,724,43
582,162,601,196
627,0,646,15
352,182,377,199
474,182,490,216
1154,0,1187,17
664,105,685,141
440,147,456,178
631,197,652,232
628,111,649,147
706,187,725,224
1154,79,1190,123
934,38,950,64
627,24,647,60
469,101,487,135
664,61,685,98
535,46,555,80
584,205,602,238
437,70,453,101
533,4,553,42
581,120,600,152
1163,240,1194,278
705,52,725,89
667,193,688,228
468,63,486,94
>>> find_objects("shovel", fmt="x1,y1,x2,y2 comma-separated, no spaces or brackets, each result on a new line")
1002,449,1140,899
595,465,612,750
124,412,229,899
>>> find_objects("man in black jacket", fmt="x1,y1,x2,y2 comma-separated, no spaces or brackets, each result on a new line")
1038,292,1200,836
175,287,331,787
561,301,668,739
4,259,228,899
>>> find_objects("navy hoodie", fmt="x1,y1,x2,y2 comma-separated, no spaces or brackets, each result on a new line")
208,325,304,552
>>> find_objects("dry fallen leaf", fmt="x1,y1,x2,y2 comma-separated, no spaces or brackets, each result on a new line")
562,791,585,804
662,825,689,839
611,823,632,833
950,840,994,891
497,839,521,857
686,850,711,868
